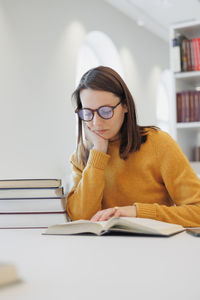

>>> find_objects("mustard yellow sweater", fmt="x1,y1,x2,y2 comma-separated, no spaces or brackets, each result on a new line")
66,129,200,227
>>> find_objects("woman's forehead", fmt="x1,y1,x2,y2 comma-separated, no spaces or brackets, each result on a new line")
80,89,119,108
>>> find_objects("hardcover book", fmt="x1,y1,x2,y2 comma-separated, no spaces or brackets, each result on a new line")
43,217,185,237
0,212,67,228
0,179,62,189
0,198,65,213
0,187,64,199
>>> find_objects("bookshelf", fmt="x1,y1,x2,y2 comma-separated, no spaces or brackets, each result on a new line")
170,21,200,170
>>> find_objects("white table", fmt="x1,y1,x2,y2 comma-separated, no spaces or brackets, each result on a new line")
0,229,200,300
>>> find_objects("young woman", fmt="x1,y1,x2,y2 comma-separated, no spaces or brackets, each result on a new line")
66,66,200,227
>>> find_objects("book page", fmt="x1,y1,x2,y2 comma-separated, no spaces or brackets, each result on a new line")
114,217,184,235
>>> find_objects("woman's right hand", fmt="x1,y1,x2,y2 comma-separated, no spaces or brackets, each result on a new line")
83,123,108,154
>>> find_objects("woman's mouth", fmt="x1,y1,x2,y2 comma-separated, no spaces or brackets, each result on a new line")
95,130,108,135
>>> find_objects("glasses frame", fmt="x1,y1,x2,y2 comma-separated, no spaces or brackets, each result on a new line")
75,101,121,122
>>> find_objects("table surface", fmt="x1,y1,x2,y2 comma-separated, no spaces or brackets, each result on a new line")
0,229,200,300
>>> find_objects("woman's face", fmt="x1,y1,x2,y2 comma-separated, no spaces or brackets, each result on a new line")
80,89,127,141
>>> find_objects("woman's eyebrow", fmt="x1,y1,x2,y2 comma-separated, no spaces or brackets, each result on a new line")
82,103,111,109
82,100,119,109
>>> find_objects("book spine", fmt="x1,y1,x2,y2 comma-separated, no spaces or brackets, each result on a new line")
176,93,182,122
194,146,200,161
193,38,198,71
189,91,194,122
194,91,199,122
172,38,181,72
198,91,200,122
185,91,190,122
182,92,186,122
191,39,195,71
197,38,200,70
181,39,188,72
186,40,192,71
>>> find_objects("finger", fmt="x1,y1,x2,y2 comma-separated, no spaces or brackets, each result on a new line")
95,211,108,222
99,208,116,221
90,210,104,222
113,209,121,218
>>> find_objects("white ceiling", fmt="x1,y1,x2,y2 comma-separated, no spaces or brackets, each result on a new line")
104,0,200,42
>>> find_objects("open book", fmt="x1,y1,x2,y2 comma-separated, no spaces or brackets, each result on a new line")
43,217,185,236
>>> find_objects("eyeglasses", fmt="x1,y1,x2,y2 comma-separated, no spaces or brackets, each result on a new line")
75,101,121,121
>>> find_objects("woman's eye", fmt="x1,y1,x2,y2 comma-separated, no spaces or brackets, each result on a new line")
83,110,92,117
100,107,112,116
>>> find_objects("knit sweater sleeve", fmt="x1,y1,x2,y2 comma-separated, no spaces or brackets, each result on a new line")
66,150,110,220
135,131,200,227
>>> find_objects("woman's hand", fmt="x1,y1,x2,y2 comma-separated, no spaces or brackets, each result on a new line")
83,123,108,154
90,205,137,222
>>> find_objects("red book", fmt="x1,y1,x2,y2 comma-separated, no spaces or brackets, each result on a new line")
181,92,186,122
190,40,195,71
184,91,190,122
194,91,199,122
196,38,200,70
176,93,182,122
193,38,200,71
198,91,200,121
189,91,194,122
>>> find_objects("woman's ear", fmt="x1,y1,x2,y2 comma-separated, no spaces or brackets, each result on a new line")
123,104,128,113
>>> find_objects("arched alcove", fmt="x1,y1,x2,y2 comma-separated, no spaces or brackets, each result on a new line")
76,31,124,87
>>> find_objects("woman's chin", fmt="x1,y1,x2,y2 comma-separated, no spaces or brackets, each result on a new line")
109,134,120,142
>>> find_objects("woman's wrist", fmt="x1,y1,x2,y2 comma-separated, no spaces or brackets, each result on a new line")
93,141,108,153
93,145,108,153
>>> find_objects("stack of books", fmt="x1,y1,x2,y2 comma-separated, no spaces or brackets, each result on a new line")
0,179,67,228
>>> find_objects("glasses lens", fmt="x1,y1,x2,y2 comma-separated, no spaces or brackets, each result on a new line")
98,106,113,119
78,109,93,121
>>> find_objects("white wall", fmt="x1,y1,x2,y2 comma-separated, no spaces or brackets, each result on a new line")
0,0,168,186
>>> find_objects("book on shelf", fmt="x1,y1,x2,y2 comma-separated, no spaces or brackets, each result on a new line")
194,146,200,161
176,90,200,123
0,263,21,287
0,187,64,199
0,178,62,189
172,36,182,72
43,217,185,237
0,212,67,228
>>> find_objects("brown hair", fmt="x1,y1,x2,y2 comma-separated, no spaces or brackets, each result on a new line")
72,66,159,165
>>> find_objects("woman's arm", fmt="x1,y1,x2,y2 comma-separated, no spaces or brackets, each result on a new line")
66,150,110,220
135,131,200,227
90,131,200,227
66,122,110,220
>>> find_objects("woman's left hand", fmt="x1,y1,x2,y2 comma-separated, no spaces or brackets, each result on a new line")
90,205,137,222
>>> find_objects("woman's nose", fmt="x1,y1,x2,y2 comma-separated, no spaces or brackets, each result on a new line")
92,112,103,127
